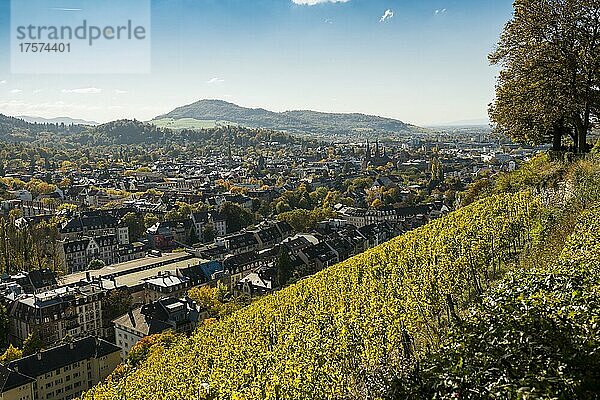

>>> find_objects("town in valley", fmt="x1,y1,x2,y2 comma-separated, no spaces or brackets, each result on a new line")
0,108,546,399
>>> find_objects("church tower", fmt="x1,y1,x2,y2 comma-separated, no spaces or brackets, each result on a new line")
362,140,371,170
227,143,233,166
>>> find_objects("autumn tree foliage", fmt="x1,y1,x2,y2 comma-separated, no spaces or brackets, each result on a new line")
490,0,600,152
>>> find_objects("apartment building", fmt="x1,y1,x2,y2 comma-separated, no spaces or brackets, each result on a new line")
1,336,120,400
59,212,122,241
113,297,206,359
61,236,120,272
59,211,130,272
8,284,105,347
0,364,34,400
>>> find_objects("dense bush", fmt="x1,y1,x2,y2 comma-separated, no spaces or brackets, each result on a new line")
394,206,600,399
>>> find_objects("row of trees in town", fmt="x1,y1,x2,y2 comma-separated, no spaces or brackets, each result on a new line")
0,213,63,275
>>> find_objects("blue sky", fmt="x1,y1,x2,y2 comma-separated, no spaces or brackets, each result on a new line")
0,0,514,125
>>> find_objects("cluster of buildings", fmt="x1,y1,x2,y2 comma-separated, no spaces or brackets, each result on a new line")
113,297,206,359
0,336,120,400
0,255,216,400
2,131,544,221
59,211,145,272
0,199,449,393
0,127,550,399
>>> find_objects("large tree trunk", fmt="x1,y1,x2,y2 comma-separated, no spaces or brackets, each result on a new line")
574,115,589,153
552,125,562,151
578,129,588,153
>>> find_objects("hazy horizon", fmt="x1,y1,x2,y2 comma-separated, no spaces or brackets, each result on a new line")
0,0,512,126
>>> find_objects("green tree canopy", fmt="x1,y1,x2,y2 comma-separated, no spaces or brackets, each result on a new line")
0,305,8,350
103,289,133,322
220,202,254,233
22,331,44,356
121,212,145,241
143,213,159,229
490,0,600,153
0,345,23,364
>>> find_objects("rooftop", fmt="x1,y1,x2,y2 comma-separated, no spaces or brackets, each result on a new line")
7,336,120,383
59,252,193,286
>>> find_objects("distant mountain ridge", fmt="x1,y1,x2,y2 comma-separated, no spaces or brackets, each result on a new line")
430,118,491,127
155,99,423,136
17,116,99,126
0,114,88,142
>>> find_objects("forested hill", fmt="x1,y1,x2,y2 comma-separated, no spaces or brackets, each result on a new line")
0,116,165,145
81,153,600,399
1,100,423,144
0,114,86,142
16,116,99,126
0,115,299,147
154,99,422,136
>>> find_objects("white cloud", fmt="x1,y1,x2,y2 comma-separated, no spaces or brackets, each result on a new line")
324,18,333,24
292,0,349,5
50,7,82,11
61,87,103,94
435,8,447,14
0,80,6,85
10,89,22,94
207,77,225,85
115,89,128,94
33,89,44,94
0,99,102,117
380,9,394,22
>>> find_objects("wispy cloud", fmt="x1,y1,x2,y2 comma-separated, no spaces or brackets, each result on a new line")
292,0,349,5
380,9,394,23
0,80,6,85
114,89,128,94
0,99,102,117
207,77,225,85
50,7,82,11
61,87,103,94
435,8,447,15
324,18,333,24
10,89,22,94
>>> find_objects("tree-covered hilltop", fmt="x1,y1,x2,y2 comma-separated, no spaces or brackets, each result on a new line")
155,99,423,136
0,114,87,142
1,99,425,144
0,115,302,147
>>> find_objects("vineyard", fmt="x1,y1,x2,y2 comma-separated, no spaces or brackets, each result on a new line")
395,204,600,398
82,191,544,400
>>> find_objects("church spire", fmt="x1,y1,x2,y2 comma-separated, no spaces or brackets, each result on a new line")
363,140,371,171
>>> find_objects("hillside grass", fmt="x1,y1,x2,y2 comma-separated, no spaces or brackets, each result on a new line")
395,205,600,399
150,118,237,130
82,191,542,400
